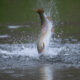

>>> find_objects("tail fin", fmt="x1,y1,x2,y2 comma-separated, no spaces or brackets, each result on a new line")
35,8,45,25
35,8,44,14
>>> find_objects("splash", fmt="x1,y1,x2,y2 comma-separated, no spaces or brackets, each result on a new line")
0,40,80,69
36,0,59,54
36,0,60,25
0,41,80,63
36,0,60,54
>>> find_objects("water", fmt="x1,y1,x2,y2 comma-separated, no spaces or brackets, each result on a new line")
0,0,80,80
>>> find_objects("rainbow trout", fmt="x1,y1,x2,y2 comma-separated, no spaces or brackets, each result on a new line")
36,8,53,53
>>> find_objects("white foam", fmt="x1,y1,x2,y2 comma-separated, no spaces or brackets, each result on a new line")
0,42,80,60
0,43,58,59
0,44,39,59
0,43,59,58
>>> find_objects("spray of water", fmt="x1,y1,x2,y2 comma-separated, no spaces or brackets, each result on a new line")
36,0,60,25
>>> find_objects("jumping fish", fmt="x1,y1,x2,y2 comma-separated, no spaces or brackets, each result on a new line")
35,8,53,53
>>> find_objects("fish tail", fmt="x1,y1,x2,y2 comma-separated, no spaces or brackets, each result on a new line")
35,8,44,14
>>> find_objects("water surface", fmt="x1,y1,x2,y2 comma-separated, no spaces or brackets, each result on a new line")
0,0,80,80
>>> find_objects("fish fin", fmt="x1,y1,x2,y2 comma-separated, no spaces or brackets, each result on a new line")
37,42,45,53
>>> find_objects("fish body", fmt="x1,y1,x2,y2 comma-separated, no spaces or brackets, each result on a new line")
36,9,53,53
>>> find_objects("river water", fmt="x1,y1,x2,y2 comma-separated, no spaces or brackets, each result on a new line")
0,0,80,80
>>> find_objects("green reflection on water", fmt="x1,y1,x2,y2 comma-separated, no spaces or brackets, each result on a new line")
0,0,37,24
0,0,80,24
56,0,80,22
0,0,80,43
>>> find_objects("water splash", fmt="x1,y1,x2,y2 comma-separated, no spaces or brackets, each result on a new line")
36,0,59,54
36,0,60,25
0,41,80,64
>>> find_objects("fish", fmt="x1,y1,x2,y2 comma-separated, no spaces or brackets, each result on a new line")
35,8,53,53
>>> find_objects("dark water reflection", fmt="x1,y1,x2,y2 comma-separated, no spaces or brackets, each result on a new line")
0,64,80,80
